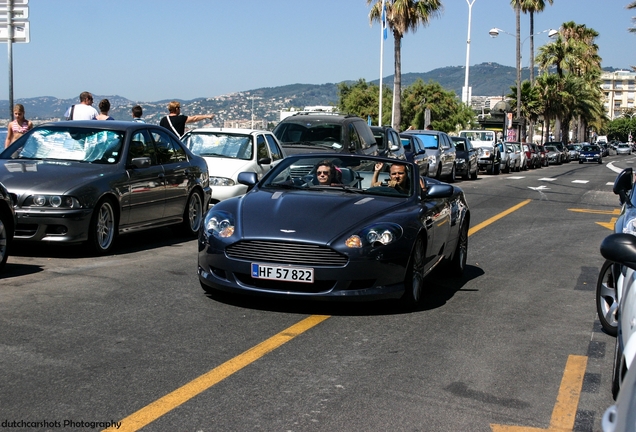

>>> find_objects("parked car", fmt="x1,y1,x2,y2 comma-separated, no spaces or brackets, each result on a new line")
369,126,407,160
544,145,563,164
0,121,211,254
617,142,632,156
567,144,580,161
578,144,603,164
529,143,543,168
548,141,570,163
402,130,457,181
497,142,513,173
522,143,539,169
182,128,286,205
197,153,470,306
602,354,636,432
535,144,548,167
505,142,522,172
272,112,378,156
458,130,500,175
450,136,478,180
0,181,15,271
399,134,429,177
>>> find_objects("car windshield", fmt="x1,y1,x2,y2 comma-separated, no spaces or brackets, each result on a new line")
273,122,343,150
0,126,124,164
183,132,252,160
546,146,558,152
581,145,598,152
262,156,414,198
459,131,494,142
412,134,439,150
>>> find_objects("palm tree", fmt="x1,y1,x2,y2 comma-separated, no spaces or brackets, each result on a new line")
515,0,554,84
367,0,443,131
628,1,636,33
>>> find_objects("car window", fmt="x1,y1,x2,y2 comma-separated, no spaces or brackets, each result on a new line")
348,124,362,151
256,135,269,160
183,132,253,160
2,126,124,164
354,121,378,150
414,134,439,150
265,134,284,161
129,130,156,165
454,140,466,152
151,129,188,164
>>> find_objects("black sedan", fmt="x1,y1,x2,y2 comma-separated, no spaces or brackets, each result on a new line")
198,154,470,306
450,136,478,180
0,181,15,271
399,133,429,176
0,121,211,254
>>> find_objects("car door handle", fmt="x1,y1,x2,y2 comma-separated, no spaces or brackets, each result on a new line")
425,216,433,229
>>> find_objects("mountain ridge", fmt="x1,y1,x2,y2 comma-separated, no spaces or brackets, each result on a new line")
0,63,625,123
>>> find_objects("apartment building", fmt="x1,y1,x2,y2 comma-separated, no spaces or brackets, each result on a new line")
602,69,636,119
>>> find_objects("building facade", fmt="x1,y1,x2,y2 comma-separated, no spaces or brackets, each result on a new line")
602,70,636,119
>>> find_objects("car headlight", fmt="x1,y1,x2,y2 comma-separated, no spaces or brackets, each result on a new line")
209,177,235,187
456,158,466,164
205,210,235,238
482,149,491,157
428,155,437,165
24,195,81,208
345,223,403,248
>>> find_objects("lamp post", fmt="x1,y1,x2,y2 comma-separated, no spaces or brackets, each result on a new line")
489,27,557,141
462,0,476,106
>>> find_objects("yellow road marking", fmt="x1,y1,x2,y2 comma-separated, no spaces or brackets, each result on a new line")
490,355,588,432
596,217,617,231
568,208,620,215
103,315,330,432
468,199,532,236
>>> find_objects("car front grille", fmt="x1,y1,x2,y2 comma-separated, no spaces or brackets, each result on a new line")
226,240,348,266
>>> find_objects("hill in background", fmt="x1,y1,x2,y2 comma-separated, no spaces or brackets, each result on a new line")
0,63,623,124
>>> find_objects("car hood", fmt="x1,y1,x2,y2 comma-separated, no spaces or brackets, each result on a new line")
0,160,119,195
203,157,256,179
233,189,404,242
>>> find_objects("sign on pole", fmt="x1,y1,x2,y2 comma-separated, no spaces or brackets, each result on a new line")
0,6,28,20
0,22,29,43
0,0,29,5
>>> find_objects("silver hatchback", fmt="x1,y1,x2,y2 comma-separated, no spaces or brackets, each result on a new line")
401,130,457,182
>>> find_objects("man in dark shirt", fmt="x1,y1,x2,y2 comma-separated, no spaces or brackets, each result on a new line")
159,100,214,137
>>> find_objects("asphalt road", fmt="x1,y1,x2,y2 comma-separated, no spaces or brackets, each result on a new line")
0,155,628,432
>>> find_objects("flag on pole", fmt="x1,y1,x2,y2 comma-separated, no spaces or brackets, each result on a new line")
381,0,387,40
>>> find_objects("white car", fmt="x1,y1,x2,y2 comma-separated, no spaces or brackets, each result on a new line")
182,128,286,205
616,143,632,155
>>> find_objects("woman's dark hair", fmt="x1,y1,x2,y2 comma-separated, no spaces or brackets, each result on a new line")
99,99,110,113
314,159,342,184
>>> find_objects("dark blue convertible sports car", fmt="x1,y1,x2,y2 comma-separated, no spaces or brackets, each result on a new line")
198,154,470,305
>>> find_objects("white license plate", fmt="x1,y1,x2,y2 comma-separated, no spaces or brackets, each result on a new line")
251,263,314,283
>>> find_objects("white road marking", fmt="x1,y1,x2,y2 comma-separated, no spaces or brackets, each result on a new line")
572,180,589,184
539,177,557,181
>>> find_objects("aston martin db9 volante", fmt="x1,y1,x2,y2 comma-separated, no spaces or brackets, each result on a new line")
198,154,470,306
0,121,211,254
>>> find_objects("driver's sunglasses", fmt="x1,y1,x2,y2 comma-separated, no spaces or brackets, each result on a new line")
317,170,330,175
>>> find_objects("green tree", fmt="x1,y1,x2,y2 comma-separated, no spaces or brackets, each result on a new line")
628,1,636,33
401,80,473,132
367,0,443,131
337,79,391,123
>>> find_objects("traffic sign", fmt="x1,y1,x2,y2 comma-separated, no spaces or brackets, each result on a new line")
0,21,29,43
0,0,28,5
0,6,28,20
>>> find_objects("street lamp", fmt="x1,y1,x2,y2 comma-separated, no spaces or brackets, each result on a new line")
489,27,557,141
462,0,476,106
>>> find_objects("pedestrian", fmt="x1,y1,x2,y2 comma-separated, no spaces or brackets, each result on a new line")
5,103,33,148
96,99,114,120
64,91,99,120
131,105,144,122
159,101,214,137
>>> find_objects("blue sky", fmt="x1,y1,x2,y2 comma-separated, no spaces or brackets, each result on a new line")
0,0,634,102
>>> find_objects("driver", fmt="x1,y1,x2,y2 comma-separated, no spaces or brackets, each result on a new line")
372,162,410,193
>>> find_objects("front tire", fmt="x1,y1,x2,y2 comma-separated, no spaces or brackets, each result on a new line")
448,220,468,275
402,236,426,306
597,260,618,336
181,190,204,236
448,164,456,183
87,199,117,255
0,209,12,271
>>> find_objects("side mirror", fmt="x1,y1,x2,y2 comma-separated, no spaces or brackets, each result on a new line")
614,167,633,205
237,172,258,187
601,233,636,270
257,157,272,165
